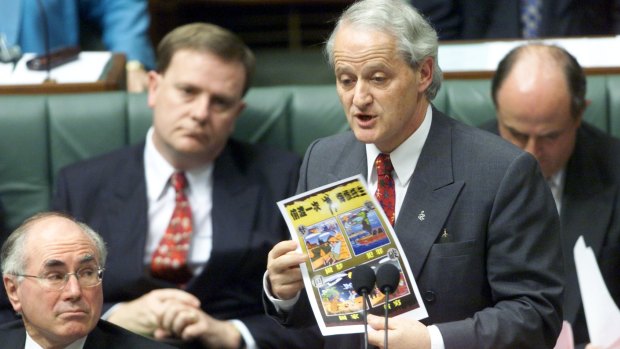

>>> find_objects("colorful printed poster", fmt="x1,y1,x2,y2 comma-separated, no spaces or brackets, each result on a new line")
278,175,428,336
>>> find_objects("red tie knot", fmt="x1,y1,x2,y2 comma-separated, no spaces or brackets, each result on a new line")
171,172,188,193
375,154,394,176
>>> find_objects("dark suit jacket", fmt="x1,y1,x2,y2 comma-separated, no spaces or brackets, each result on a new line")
410,0,495,39
479,0,620,38
0,319,175,348
0,139,321,348
267,109,564,349
483,120,620,346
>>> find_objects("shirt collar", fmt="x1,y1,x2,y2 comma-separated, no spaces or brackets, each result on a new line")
366,104,433,184
144,127,213,201
547,168,565,190
25,331,87,349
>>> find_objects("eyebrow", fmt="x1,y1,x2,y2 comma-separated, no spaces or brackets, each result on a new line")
42,255,97,269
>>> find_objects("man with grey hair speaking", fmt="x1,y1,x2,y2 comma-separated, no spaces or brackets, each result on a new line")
264,1,564,348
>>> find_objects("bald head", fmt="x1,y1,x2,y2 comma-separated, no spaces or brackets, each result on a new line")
491,44,586,179
492,44,586,119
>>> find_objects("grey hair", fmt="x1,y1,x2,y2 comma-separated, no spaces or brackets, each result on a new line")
1,212,107,277
325,0,442,100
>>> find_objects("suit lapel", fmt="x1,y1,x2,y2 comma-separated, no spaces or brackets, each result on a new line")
209,145,260,274
395,111,464,278
0,322,26,347
328,134,367,183
104,145,149,279
560,130,615,322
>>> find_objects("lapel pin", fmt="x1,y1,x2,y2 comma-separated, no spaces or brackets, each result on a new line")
418,210,425,221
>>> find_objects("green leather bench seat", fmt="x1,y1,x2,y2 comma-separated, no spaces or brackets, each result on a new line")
1,75,619,230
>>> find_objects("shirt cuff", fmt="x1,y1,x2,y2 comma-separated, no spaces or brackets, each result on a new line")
262,270,300,313
100,303,122,320
230,319,256,349
428,325,445,349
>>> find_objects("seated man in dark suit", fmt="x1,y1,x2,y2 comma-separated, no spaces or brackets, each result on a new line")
483,43,620,348
45,23,319,348
0,212,173,348
265,1,563,348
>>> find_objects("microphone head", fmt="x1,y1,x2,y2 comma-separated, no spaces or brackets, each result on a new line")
376,263,400,294
351,264,376,295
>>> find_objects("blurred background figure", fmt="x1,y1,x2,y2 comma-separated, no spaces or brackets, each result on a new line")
484,43,620,348
410,0,620,40
0,0,155,92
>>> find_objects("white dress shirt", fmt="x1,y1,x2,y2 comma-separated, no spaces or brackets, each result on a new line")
546,169,565,214
25,332,86,349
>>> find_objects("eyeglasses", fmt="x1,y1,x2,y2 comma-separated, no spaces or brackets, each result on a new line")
14,266,105,291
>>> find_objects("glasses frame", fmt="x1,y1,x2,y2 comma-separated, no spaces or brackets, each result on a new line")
13,267,105,291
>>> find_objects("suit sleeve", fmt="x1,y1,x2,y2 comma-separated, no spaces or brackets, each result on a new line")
437,152,564,349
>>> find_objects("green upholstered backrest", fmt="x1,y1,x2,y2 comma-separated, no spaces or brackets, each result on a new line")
1,74,620,231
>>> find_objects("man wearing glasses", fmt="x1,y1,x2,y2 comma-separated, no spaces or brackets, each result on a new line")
0,212,173,349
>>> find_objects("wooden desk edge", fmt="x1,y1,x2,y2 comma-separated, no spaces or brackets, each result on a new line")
0,53,127,95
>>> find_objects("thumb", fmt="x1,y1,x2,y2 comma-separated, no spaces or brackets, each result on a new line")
366,314,385,330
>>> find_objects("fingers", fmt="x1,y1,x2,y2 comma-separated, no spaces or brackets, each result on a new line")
267,240,307,300
159,302,201,338
149,288,201,308
366,316,430,349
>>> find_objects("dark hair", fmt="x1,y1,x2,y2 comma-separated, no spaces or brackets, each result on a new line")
156,23,256,96
491,44,586,119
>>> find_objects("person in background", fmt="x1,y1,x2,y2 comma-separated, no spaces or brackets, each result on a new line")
410,0,492,40
0,0,155,92
46,23,320,348
471,0,620,39
483,43,620,349
264,1,564,348
0,212,174,348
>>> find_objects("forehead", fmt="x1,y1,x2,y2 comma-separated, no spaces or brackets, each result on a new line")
498,57,572,124
164,49,246,96
25,217,98,269
333,23,401,67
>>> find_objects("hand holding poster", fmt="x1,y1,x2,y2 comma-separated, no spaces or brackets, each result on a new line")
278,175,428,336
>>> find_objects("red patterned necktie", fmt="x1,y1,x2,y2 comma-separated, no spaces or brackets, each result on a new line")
151,171,193,284
375,153,395,226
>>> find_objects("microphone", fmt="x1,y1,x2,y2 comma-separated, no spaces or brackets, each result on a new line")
376,263,400,349
351,264,376,349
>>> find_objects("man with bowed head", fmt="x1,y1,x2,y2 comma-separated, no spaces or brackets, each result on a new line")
264,0,564,348
485,43,620,349
0,212,174,348
43,23,320,348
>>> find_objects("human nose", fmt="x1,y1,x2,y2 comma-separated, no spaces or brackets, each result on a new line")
191,95,210,122
61,274,83,299
352,80,372,108
524,137,541,157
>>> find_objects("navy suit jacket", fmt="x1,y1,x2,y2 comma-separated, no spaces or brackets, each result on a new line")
267,109,564,349
484,120,620,346
10,139,321,348
0,319,175,348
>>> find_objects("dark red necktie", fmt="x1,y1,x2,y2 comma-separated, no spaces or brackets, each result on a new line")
375,153,395,226
151,172,193,284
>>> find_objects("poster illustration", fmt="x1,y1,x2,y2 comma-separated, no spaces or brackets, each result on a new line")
278,175,428,336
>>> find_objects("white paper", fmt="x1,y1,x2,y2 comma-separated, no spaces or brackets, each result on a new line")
573,236,620,348
0,51,111,85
